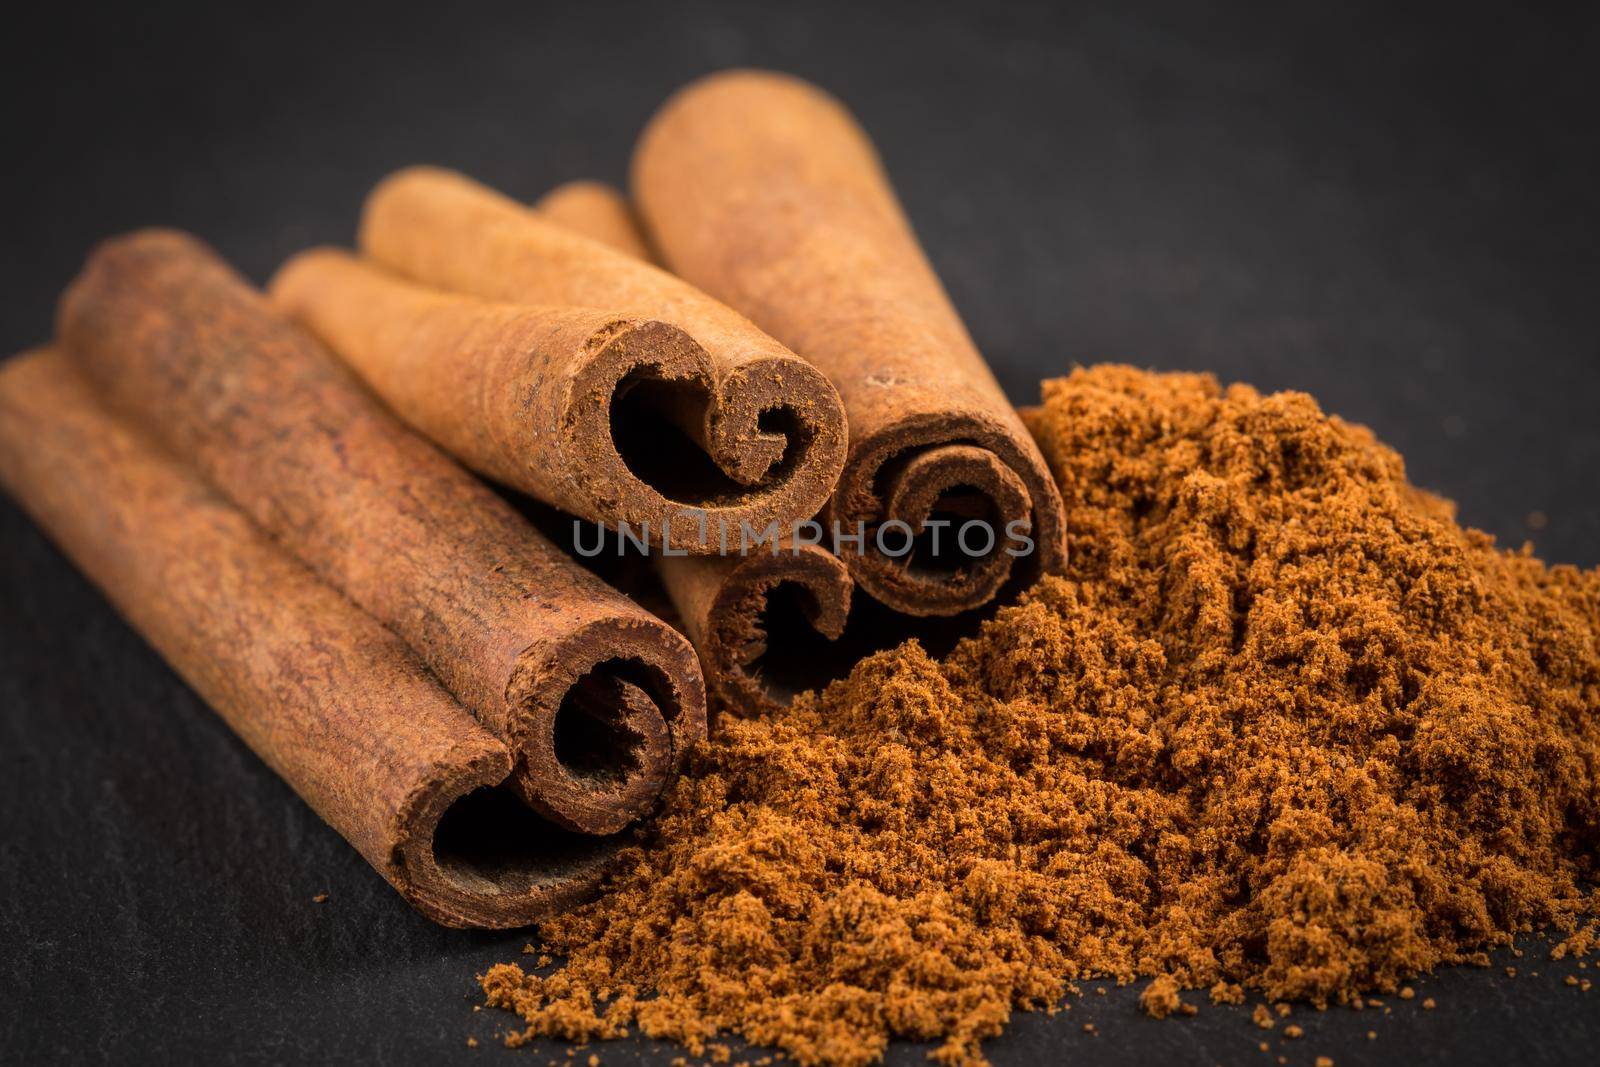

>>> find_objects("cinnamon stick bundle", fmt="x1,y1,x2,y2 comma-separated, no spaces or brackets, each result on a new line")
57,230,705,837
525,183,889,715
633,70,1068,616
351,166,847,552
0,350,614,927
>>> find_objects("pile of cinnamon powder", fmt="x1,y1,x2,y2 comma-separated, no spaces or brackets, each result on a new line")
482,366,1600,1065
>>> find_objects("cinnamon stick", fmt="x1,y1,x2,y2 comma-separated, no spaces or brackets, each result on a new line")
270,249,823,553
0,350,616,927
659,544,851,712
534,181,653,260
356,166,847,551
57,230,706,836
632,70,1068,615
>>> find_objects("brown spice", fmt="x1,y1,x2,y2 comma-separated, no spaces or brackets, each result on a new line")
482,366,1600,1064
1210,982,1245,1005
1138,975,1183,1019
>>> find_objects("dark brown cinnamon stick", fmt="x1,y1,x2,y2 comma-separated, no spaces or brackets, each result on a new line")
270,248,826,553
356,166,847,550
0,350,617,927
57,230,705,836
633,70,1068,615
659,544,852,712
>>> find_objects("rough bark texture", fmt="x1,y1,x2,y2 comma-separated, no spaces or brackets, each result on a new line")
0,350,619,928
358,166,846,552
272,249,823,554
632,70,1067,615
56,230,706,836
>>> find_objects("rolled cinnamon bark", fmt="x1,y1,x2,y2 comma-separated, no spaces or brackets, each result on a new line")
271,249,815,553
357,166,847,551
534,181,653,260
660,544,850,713
510,190,859,712
0,350,616,927
57,230,705,836
632,70,1068,616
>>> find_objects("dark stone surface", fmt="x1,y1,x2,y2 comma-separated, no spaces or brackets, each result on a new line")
1,1,1595,1063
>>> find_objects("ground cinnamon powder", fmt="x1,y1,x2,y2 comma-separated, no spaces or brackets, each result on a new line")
481,366,1600,1064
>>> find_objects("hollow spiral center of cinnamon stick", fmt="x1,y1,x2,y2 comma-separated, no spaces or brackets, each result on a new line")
842,440,1034,616
516,654,683,836
427,784,618,900
552,671,651,783
607,373,809,507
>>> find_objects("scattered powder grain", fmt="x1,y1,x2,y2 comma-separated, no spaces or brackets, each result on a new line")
481,367,1600,1065
1138,975,1192,1018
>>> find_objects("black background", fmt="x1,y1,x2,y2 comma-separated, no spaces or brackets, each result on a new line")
2,2,1597,1063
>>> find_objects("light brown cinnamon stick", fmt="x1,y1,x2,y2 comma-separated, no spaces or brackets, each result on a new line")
534,181,653,260
271,249,822,553
0,350,617,927
633,70,1068,616
356,166,847,551
57,230,705,836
